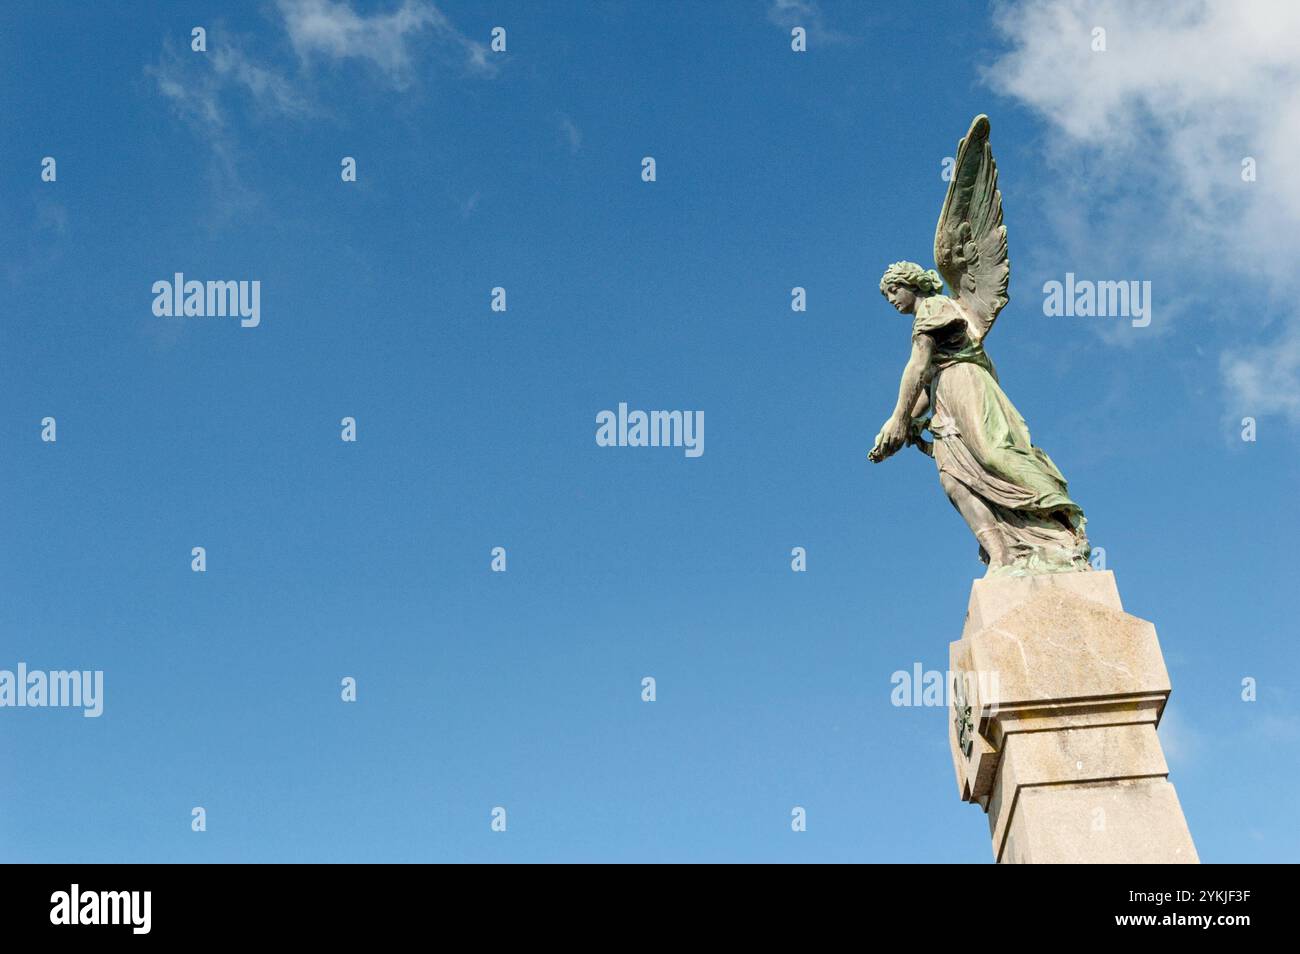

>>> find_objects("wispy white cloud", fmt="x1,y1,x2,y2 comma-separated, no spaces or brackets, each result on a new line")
4,195,69,287
149,1,495,205
1223,337,1300,423
151,41,311,134
148,39,309,207
277,0,494,86
1156,701,1198,770
766,0,854,45
558,113,582,155
987,0,1300,424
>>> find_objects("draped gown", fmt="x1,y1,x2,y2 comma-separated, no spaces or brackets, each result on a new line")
913,296,1090,573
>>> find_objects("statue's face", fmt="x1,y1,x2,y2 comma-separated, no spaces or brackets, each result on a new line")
883,282,918,315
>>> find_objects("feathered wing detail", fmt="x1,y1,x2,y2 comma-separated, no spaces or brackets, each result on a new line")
932,115,1009,342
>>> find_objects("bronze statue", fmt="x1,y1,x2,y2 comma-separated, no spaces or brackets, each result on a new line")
869,115,1090,576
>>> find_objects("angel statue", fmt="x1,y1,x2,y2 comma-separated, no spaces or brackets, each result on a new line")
868,115,1090,576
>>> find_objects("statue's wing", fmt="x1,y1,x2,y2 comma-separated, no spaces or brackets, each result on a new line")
933,115,1009,342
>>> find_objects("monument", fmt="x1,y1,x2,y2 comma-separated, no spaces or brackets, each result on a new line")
869,116,1198,863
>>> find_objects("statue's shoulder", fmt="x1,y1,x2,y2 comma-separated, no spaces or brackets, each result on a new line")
916,295,952,319
912,294,963,336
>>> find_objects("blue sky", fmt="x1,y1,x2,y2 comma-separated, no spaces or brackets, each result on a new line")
1,0,1297,862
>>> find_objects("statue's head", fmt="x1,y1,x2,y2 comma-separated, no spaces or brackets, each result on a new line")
879,261,943,315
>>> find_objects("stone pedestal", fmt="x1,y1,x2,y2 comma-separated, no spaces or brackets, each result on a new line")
947,570,1198,864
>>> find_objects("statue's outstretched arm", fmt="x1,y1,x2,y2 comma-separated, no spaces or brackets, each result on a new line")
870,335,934,462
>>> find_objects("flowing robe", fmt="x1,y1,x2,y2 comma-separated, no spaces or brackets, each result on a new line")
913,296,1090,572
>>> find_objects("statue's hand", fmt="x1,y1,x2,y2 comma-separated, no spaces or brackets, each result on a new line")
869,416,908,463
